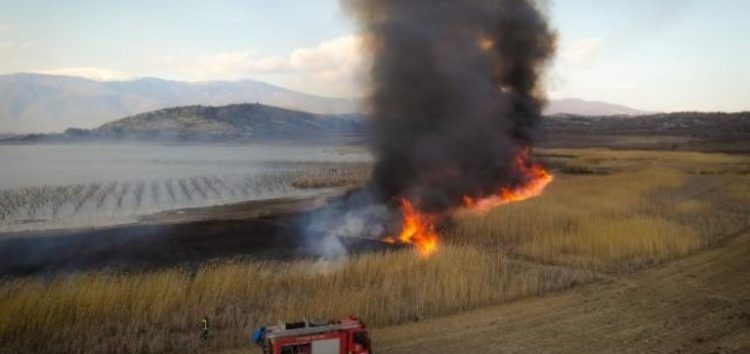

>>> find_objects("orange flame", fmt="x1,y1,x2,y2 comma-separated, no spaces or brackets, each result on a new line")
384,198,440,258
462,149,553,214
384,148,553,257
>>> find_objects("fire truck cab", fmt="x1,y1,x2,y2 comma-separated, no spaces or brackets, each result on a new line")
252,316,371,354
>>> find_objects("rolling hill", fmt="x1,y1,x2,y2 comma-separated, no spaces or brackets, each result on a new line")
0,73,358,133
0,73,653,134
544,98,651,116
84,103,364,141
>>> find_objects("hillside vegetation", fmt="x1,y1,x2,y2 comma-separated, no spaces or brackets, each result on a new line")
544,112,750,151
85,104,364,141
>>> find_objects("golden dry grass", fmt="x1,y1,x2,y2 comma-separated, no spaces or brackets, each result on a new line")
0,246,595,354
290,163,371,189
449,168,698,271
1,148,749,354
449,150,750,272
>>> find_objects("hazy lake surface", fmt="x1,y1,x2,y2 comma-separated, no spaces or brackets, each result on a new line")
0,143,369,189
0,143,371,232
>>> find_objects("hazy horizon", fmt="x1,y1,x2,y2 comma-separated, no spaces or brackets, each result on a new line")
0,0,748,113
1,70,747,134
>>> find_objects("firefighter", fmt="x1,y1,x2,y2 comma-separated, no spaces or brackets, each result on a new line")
200,317,209,342
252,326,266,344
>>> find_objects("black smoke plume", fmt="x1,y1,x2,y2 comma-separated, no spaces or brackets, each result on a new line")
343,0,556,213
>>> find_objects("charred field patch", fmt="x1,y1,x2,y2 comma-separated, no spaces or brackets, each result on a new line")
0,192,391,278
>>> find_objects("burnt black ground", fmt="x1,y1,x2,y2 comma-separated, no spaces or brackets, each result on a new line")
0,196,396,278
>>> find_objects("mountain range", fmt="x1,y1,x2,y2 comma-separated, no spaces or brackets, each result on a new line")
0,73,649,133
544,98,650,116
0,73,357,133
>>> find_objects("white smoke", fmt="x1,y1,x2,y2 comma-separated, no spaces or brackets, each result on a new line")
300,190,394,258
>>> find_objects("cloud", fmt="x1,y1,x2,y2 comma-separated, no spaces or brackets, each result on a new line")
289,35,363,71
160,35,366,97
617,83,638,91
177,51,289,78
0,41,34,51
33,67,135,81
0,25,35,52
19,35,366,96
287,35,366,96
0,24,13,35
560,37,603,65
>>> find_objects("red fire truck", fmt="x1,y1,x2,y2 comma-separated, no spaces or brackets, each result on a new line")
252,316,371,354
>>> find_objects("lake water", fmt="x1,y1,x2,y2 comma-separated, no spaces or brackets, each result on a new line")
0,143,371,232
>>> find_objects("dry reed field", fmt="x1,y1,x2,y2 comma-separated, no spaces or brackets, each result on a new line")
0,247,596,353
451,149,750,272
1,148,748,354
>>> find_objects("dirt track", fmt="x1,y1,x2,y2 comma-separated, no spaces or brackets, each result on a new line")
372,230,750,354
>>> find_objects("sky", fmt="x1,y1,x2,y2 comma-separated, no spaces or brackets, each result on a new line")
0,0,748,112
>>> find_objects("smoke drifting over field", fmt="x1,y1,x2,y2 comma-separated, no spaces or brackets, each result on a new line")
343,0,556,213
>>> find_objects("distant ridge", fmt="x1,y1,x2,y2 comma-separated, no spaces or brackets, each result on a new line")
0,73,652,133
544,98,652,116
0,73,358,133
3,108,747,146
85,103,364,141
